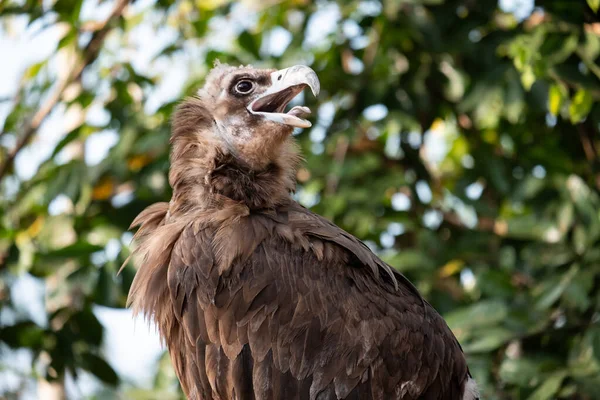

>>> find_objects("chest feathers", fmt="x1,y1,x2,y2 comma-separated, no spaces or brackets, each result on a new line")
126,198,401,343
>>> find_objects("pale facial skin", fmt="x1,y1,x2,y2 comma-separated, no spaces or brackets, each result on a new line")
197,64,320,168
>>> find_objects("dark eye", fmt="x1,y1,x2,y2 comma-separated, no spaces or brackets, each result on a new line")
235,80,254,94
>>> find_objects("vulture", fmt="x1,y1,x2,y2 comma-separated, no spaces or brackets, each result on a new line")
126,64,479,400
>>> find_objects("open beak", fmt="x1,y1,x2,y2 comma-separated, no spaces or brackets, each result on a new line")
248,65,320,129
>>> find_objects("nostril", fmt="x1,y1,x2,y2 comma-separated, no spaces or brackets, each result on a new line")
278,75,282,81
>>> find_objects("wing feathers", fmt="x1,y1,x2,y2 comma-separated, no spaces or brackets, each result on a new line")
131,201,470,399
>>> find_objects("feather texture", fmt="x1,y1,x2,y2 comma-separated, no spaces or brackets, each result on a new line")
127,65,476,400
129,201,472,400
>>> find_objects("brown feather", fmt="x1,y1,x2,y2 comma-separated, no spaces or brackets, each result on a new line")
127,64,476,400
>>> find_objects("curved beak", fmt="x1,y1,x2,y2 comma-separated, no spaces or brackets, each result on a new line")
248,65,320,128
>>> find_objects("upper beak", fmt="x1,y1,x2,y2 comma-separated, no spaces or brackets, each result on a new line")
248,65,320,128
270,65,320,97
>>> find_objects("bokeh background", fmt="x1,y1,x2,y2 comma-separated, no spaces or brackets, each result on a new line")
1,0,600,399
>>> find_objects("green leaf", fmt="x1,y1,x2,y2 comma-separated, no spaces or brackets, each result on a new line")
569,89,593,123
444,300,509,332
499,358,542,386
80,352,119,385
521,65,536,91
43,241,104,260
70,308,103,347
589,0,600,13
383,250,431,272
548,84,565,116
51,128,83,158
572,225,588,254
462,328,514,353
93,265,119,307
23,61,46,80
535,265,578,310
477,269,514,298
590,326,600,362
238,31,261,58
53,0,83,24
57,27,77,49
0,322,45,350
527,372,568,400
536,279,567,310
504,214,559,242
557,202,574,233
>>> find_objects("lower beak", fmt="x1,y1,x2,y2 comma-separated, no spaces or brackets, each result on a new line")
248,65,320,128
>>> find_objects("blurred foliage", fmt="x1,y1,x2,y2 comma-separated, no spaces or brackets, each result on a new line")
1,0,600,399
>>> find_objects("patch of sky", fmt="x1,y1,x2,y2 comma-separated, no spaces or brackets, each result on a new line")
363,104,388,122
422,128,450,166
318,102,336,127
465,181,485,200
387,222,405,236
407,131,421,149
111,188,134,208
533,165,547,179
86,101,111,127
391,192,411,211
295,188,321,208
0,14,62,100
444,193,478,228
355,0,382,18
310,126,327,143
460,268,476,291
121,231,134,246
498,0,535,22
342,19,362,38
48,194,74,215
350,35,371,50
14,104,69,180
10,274,47,328
1,175,20,201
79,0,116,22
385,131,403,160
415,180,432,204
462,154,475,169
94,306,164,387
312,142,325,155
91,250,108,266
380,232,395,249
422,209,443,230
0,347,36,398
468,29,482,43
261,27,292,57
105,238,122,261
303,3,340,49
347,56,365,75
85,129,119,166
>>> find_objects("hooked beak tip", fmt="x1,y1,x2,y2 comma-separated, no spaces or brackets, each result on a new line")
306,73,320,97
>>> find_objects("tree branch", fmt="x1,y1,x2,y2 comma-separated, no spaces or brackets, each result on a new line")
0,0,130,179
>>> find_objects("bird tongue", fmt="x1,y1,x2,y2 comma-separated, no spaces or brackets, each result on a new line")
276,106,312,128
287,105,311,117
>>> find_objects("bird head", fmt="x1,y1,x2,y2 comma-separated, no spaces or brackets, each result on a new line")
188,64,319,168
169,64,320,209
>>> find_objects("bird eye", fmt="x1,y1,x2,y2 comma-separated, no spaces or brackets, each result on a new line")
235,80,254,94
